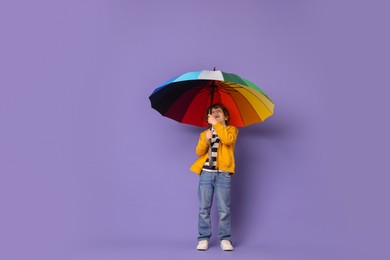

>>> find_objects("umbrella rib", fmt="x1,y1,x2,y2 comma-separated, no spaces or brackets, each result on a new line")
221,83,274,115
195,81,273,116
222,86,248,126
244,86,274,115
182,84,210,126
217,82,264,125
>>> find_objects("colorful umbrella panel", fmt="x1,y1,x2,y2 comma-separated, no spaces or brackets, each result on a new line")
149,70,274,127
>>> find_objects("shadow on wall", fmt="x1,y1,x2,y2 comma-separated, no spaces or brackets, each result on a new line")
231,114,301,245
180,109,303,244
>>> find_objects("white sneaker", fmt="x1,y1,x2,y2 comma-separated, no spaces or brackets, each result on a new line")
196,240,209,251
220,239,234,251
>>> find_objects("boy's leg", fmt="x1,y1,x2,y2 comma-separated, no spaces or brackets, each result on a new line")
215,172,232,241
198,171,215,241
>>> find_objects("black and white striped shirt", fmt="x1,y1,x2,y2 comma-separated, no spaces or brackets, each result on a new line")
203,128,220,172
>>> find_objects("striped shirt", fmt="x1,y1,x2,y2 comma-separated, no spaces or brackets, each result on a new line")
203,128,220,172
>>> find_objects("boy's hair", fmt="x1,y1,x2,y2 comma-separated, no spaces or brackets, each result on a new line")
206,103,230,126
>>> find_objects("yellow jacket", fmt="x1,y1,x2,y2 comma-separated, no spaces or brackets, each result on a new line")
190,122,238,175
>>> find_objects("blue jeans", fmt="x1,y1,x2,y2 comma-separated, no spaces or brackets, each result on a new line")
198,170,232,241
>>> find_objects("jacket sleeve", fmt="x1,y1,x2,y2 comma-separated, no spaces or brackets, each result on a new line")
195,131,210,156
213,123,238,145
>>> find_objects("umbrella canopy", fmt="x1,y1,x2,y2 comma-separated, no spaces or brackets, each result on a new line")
149,69,274,127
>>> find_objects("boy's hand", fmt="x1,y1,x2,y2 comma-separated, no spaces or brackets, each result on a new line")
205,130,213,141
207,114,217,125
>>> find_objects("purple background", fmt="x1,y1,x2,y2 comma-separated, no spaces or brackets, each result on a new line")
1,0,389,259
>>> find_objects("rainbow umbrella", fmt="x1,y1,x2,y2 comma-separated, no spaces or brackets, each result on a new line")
149,69,274,127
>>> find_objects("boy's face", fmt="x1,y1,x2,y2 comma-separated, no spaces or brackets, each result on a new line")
211,107,228,125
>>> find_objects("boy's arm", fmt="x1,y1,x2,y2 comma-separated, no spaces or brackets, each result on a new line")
195,132,209,156
213,123,238,145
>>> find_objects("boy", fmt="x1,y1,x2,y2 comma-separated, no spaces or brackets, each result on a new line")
190,104,238,251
